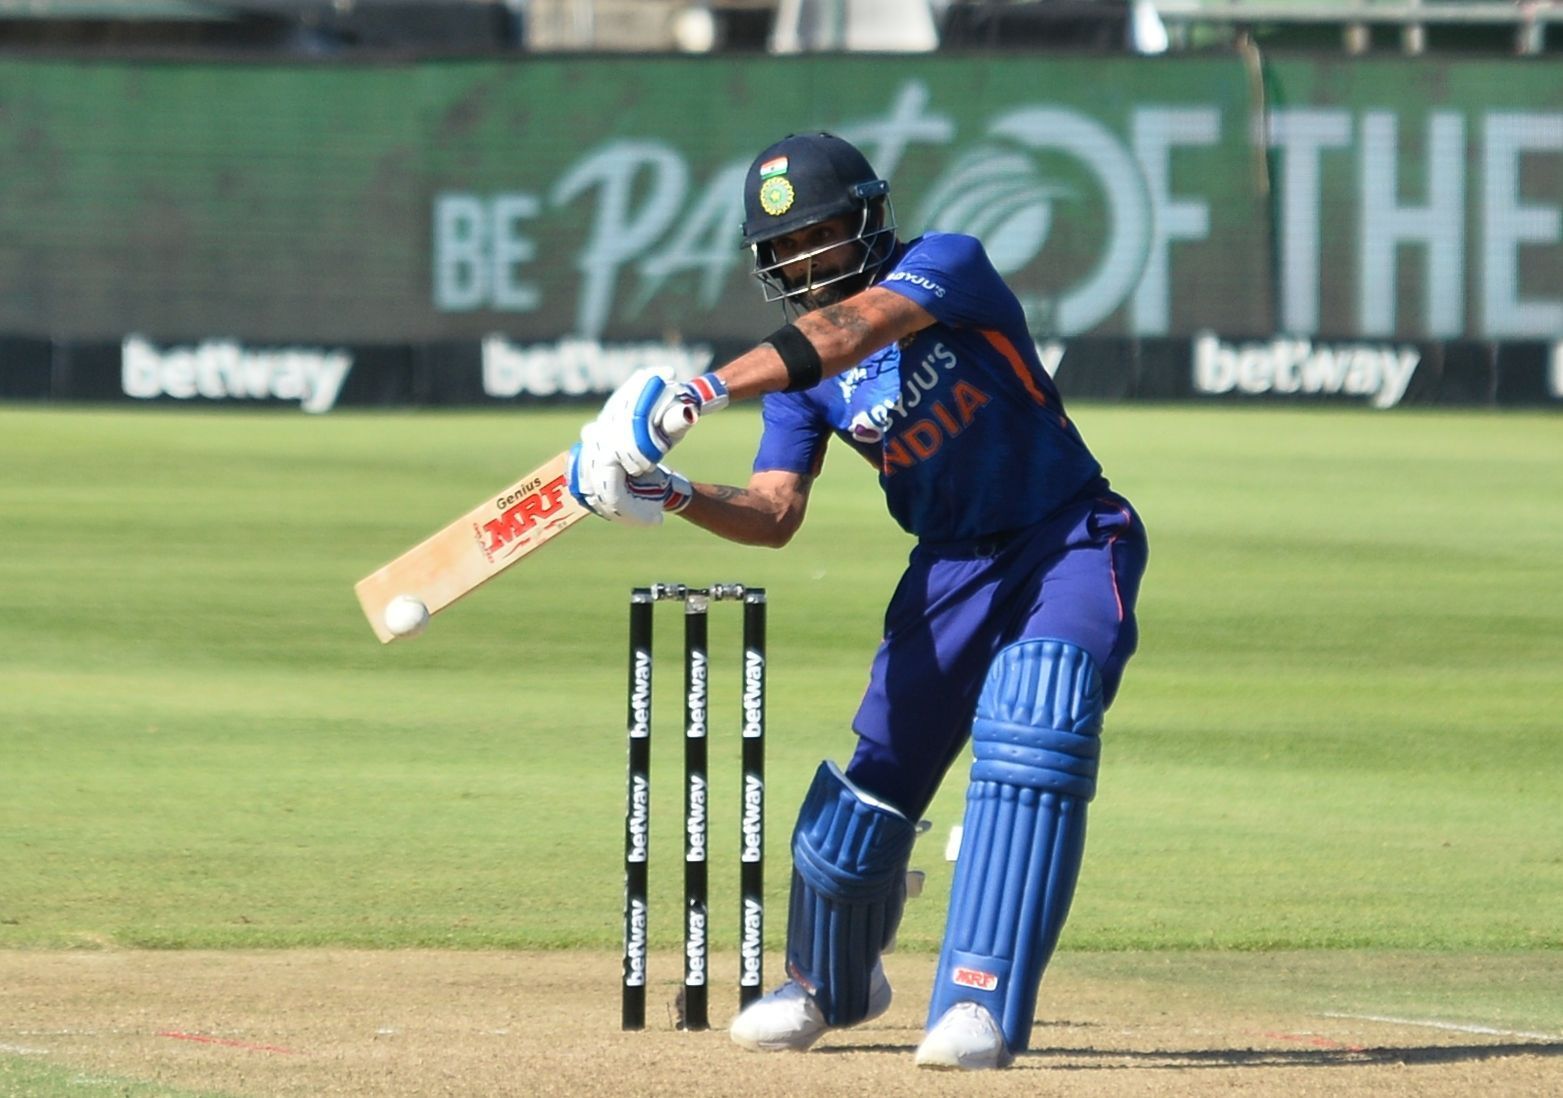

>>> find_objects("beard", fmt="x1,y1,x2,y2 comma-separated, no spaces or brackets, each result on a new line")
765,224,895,318
799,267,872,312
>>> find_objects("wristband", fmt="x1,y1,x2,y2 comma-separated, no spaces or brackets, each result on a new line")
684,373,728,409
664,471,694,514
764,323,824,393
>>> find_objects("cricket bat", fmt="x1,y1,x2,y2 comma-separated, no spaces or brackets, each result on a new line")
354,449,589,643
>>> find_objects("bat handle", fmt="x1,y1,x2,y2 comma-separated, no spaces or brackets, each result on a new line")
659,399,699,440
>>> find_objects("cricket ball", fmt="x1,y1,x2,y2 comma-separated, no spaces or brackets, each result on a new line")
384,595,430,639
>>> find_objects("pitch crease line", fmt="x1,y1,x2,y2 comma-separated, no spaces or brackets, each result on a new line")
157,1031,299,1055
1321,1012,1556,1040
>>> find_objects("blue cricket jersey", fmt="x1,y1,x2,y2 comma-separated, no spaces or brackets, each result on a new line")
752,232,1106,542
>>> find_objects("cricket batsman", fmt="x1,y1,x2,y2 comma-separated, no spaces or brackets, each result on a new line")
568,132,1148,1070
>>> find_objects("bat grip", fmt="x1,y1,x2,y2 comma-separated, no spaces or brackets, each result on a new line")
659,399,698,439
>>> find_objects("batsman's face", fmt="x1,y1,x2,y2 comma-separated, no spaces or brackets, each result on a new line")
768,215,860,308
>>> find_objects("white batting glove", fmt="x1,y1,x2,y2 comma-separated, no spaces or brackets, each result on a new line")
567,439,662,527
594,366,729,475
566,424,692,526
626,465,694,515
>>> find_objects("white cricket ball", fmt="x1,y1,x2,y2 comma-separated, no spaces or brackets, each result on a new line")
384,595,430,639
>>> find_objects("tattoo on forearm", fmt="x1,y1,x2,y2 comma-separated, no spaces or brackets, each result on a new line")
706,484,749,503
813,303,873,343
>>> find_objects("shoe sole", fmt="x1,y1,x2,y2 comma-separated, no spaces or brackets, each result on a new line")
730,1030,826,1053
914,1050,1013,1071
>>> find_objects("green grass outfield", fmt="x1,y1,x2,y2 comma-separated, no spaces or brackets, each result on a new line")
0,404,1559,965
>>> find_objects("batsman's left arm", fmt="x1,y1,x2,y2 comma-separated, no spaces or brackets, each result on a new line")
673,469,813,549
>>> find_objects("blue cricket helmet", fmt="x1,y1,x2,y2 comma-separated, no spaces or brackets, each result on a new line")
741,132,887,245
739,132,897,312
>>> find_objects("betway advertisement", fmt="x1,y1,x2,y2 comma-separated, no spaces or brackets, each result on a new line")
1,55,1559,354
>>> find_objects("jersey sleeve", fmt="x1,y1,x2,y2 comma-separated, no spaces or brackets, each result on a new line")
752,390,829,477
879,233,1015,331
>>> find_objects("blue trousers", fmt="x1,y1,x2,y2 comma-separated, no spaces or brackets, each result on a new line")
846,491,1147,818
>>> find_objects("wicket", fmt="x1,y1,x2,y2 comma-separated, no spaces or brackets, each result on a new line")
622,583,766,1032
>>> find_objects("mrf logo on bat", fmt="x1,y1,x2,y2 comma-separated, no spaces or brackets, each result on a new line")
475,474,570,561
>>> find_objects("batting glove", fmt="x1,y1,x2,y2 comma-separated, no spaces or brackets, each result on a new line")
567,425,693,527
568,433,662,527
626,465,694,515
595,366,729,475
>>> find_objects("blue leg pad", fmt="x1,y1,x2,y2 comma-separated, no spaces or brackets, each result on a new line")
927,639,1103,1054
787,760,918,1025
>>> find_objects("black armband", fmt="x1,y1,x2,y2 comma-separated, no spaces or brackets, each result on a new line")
763,323,824,393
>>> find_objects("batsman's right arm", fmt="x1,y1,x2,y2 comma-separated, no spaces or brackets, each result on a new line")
676,469,812,549
715,288,935,401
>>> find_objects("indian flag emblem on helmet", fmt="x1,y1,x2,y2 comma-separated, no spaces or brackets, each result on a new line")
759,156,789,178
759,176,795,216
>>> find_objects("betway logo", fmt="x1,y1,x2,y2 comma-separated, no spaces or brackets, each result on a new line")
685,774,707,863
740,773,763,864
624,897,647,986
482,335,713,397
629,650,651,739
739,897,763,987
626,774,649,863
122,335,351,413
1194,333,1419,409
685,907,706,986
686,650,707,739
741,650,764,739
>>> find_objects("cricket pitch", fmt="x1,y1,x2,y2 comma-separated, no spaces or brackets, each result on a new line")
1,950,1558,1097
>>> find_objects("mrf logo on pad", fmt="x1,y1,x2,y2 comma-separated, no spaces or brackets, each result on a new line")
952,966,999,991
477,474,571,560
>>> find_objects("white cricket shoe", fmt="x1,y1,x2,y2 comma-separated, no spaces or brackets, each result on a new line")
729,963,892,1052
914,1001,1013,1070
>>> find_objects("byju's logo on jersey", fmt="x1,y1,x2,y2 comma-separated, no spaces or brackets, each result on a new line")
884,271,947,298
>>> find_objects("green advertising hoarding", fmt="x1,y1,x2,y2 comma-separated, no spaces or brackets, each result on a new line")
1260,58,1563,340
0,55,1557,344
